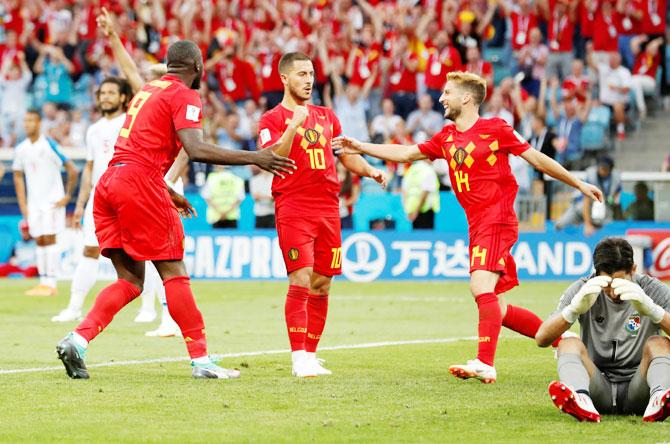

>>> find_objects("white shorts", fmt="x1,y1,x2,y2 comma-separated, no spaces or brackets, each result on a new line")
28,206,65,238
83,196,98,247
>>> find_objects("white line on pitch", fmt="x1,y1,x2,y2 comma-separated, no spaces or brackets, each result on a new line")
0,336,478,376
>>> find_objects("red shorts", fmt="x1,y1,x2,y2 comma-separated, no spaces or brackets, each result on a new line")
469,223,519,294
276,215,342,276
93,164,184,261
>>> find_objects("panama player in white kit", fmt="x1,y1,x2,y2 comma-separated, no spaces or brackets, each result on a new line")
13,110,78,296
52,77,131,322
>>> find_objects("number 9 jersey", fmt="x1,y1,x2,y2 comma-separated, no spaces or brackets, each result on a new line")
257,104,342,220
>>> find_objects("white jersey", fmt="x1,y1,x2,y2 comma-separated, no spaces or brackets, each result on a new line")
86,113,126,186
12,135,67,209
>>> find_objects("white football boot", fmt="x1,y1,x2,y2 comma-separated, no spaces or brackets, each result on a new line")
291,351,317,378
548,381,601,422
51,309,82,322
307,353,332,375
448,358,497,383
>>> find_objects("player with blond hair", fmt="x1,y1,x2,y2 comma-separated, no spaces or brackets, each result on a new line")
334,71,603,383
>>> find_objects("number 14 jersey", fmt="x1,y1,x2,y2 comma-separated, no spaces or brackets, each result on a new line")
258,104,342,219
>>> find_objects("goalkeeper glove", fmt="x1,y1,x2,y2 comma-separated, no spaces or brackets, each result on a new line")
561,276,611,324
612,278,666,324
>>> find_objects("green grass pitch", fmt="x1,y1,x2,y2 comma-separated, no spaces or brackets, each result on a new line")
0,279,668,443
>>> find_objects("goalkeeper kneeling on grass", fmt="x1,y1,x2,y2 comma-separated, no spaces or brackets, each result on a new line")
535,237,670,423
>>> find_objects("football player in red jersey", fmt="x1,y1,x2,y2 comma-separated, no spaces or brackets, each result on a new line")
334,71,603,383
56,40,295,380
257,52,386,377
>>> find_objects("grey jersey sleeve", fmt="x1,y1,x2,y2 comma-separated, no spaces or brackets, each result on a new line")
637,274,670,312
554,277,590,315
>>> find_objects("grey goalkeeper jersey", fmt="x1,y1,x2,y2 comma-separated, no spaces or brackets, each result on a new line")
556,274,670,383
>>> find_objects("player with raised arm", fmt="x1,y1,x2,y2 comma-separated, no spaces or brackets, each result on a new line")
51,77,131,322
257,52,386,377
56,40,295,380
13,110,78,297
333,71,602,383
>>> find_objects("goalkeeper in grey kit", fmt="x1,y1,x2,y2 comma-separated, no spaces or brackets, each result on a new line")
536,238,670,422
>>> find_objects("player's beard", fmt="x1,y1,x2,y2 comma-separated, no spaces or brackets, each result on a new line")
445,101,461,121
100,103,121,116
191,75,201,90
289,83,311,104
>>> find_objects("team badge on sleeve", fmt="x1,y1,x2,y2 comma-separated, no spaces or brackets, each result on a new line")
260,128,271,146
186,105,201,122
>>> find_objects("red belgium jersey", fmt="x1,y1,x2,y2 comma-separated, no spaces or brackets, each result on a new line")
257,104,342,219
111,75,203,176
418,117,530,227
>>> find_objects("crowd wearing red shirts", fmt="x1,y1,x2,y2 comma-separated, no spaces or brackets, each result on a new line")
0,0,667,175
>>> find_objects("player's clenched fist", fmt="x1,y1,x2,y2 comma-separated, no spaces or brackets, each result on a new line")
561,275,611,323
612,278,666,324
290,106,309,127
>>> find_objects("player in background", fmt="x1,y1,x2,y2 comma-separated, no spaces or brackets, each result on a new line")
257,52,386,377
94,8,180,336
333,71,602,383
13,110,78,297
56,40,295,380
51,77,131,322
536,238,670,423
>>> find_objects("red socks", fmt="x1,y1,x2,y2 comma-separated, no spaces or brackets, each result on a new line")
475,292,502,367
502,304,543,339
163,276,207,359
75,279,141,342
285,285,309,351
305,293,328,353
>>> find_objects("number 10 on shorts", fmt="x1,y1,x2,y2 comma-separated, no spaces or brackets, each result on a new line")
331,247,342,269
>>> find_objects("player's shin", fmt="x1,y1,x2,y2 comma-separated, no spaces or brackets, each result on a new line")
285,285,309,352
74,279,142,342
69,256,99,312
305,293,328,353
475,292,502,366
163,276,207,359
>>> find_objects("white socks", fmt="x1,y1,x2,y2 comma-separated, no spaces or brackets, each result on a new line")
37,244,59,288
71,332,89,349
192,356,211,365
69,256,99,312
306,352,316,361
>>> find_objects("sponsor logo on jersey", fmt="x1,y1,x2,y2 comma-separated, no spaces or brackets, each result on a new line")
288,248,299,261
624,313,641,336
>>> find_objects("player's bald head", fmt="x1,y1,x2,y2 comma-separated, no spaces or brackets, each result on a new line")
166,40,203,89
167,40,202,68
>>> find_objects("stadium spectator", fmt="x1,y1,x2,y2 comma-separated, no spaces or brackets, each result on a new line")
499,0,540,58
548,78,591,167
12,110,78,296
202,166,245,229
401,159,439,230
516,27,549,97
249,166,275,229
561,59,590,103
540,0,577,80
387,34,418,120
625,181,655,221
215,111,251,181
556,156,622,236
370,98,403,143
0,49,31,147
463,43,493,98
590,51,632,141
419,28,462,112
33,44,75,109
630,36,663,119
591,0,622,66
529,112,558,218
406,94,444,142
483,91,514,126
536,238,670,423
205,36,260,105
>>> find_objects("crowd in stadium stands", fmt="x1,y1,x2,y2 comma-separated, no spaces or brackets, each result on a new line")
0,0,668,228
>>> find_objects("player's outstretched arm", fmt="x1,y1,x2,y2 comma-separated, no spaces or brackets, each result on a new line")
339,153,387,188
520,148,603,202
333,136,427,163
177,128,296,178
97,7,144,93
73,161,93,228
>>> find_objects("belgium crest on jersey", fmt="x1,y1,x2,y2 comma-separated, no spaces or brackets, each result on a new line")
304,128,320,145
453,147,467,166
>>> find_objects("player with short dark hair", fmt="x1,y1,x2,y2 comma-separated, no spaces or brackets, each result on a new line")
334,71,603,383
536,238,670,422
257,52,386,377
56,40,295,380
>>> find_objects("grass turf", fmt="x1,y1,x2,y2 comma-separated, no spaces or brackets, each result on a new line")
0,279,668,443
